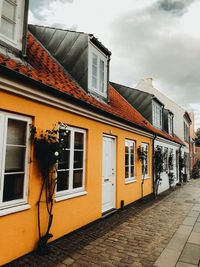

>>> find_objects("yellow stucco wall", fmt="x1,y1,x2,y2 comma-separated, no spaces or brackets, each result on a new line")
0,90,153,265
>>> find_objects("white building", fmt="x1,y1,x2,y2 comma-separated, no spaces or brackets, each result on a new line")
111,81,184,195
136,78,191,182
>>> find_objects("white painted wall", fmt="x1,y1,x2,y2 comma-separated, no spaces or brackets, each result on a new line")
136,78,190,179
136,78,186,142
155,138,180,194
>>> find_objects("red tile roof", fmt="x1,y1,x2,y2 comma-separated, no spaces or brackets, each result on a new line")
0,32,183,145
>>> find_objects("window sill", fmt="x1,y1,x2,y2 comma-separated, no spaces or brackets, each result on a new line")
0,204,31,217
142,176,151,180
125,179,137,184
55,191,87,202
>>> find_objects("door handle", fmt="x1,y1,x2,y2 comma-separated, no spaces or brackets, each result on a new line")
104,178,109,182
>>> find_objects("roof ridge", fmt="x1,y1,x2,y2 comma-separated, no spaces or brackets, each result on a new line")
28,24,88,35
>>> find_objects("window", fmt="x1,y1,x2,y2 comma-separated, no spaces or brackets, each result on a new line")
0,0,25,50
141,143,149,177
125,140,135,182
168,115,173,135
56,127,86,197
88,42,107,97
0,111,31,210
152,101,162,129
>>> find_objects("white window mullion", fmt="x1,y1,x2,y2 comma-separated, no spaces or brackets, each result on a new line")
0,113,5,206
23,121,30,200
82,131,86,189
128,146,131,178
0,116,8,206
69,129,74,192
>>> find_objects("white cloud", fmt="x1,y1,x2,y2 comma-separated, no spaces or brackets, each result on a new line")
29,0,200,129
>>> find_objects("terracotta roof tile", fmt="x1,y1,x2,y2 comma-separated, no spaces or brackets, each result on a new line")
0,32,183,145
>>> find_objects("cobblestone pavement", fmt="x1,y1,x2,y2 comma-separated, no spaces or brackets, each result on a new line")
5,179,200,267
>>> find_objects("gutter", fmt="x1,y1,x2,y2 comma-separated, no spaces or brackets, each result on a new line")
0,64,154,136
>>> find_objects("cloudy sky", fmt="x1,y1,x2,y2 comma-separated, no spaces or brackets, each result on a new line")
29,0,200,129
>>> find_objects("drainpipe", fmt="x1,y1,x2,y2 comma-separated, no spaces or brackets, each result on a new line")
21,0,29,57
152,134,157,198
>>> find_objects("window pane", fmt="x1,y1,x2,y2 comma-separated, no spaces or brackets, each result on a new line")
73,169,83,188
74,151,83,169
59,129,70,149
125,144,129,153
125,153,129,166
57,171,69,192
99,60,104,93
130,165,134,177
2,0,16,21
3,174,24,202
5,146,25,172
92,53,97,88
58,150,70,170
7,119,27,145
125,166,129,179
0,17,15,39
74,132,84,149
130,153,134,165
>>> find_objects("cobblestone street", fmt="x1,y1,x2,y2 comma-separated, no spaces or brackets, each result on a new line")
5,179,200,267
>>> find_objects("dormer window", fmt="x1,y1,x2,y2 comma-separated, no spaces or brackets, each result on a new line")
152,101,162,129
88,42,107,98
0,0,26,51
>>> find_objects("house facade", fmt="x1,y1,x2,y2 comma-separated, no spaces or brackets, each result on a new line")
135,78,191,181
0,3,160,265
111,82,184,194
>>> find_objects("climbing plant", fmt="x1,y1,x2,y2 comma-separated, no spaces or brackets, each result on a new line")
168,151,174,187
31,122,68,255
154,146,164,197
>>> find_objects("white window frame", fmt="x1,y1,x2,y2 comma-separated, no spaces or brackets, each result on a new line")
0,111,31,211
55,126,86,200
168,114,173,135
0,0,25,50
88,41,108,98
125,139,136,183
141,142,149,178
152,101,162,129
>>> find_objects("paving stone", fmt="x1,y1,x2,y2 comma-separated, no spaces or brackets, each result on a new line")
187,211,200,218
182,216,197,226
54,264,66,267
192,205,200,211
153,248,181,267
193,222,200,233
166,233,189,252
179,243,200,265
188,231,200,245
62,257,74,266
176,262,198,267
176,225,193,236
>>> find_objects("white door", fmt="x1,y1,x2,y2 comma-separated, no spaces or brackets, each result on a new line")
102,136,116,213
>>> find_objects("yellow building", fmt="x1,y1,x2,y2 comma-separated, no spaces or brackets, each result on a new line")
0,1,180,264
0,30,157,266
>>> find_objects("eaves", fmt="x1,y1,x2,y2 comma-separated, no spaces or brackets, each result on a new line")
0,64,154,139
